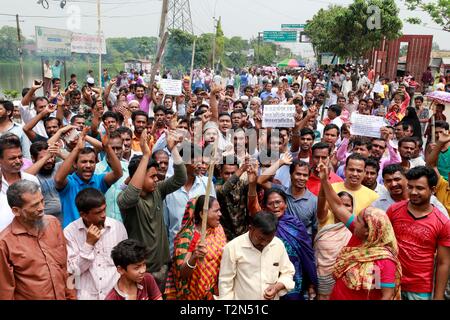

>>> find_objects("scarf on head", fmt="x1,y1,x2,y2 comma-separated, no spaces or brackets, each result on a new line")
332,207,402,298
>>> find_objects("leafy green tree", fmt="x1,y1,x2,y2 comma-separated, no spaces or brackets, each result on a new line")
163,29,195,72
402,0,449,32
305,0,402,60
0,26,20,61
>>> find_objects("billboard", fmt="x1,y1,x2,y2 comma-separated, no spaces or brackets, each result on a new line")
71,33,107,54
35,26,72,57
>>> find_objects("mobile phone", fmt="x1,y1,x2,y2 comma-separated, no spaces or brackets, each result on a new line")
34,80,42,86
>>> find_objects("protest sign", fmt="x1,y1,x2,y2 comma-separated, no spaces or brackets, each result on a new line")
262,105,296,128
350,113,387,138
71,33,107,54
160,79,182,96
373,82,384,94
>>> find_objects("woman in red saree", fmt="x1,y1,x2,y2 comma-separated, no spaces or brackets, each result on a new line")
165,196,227,300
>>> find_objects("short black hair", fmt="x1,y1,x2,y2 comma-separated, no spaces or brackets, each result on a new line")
117,126,133,137
405,165,438,188
328,104,342,116
395,122,412,131
218,112,231,120
110,239,151,269
128,155,158,178
0,133,21,158
365,157,380,173
75,188,106,214
153,105,165,114
289,159,309,175
102,111,119,122
345,152,367,167
382,164,405,178
43,116,62,128
435,120,449,130
131,110,148,122
70,114,85,124
75,147,96,162
251,211,278,235
353,138,372,151
300,128,315,139
398,136,417,148
312,142,331,155
30,141,48,160
414,96,424,102
323,123,340,135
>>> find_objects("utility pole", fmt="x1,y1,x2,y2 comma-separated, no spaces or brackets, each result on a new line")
159,0,169,41
212,17,218,72
150,0,169,91
16,14,24,89
97,0,102,95
189,38,196,89
257,32,263,66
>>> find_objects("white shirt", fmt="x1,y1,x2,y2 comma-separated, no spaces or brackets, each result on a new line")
409,157,426,169
0,172,40,232
218,232,295,300
64,217,128,300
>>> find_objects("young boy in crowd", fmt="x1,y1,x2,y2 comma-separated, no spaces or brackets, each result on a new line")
106,239,162,300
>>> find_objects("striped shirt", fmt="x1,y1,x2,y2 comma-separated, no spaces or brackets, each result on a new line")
64,217,128,300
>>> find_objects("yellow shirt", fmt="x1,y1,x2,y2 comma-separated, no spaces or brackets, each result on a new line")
319,182,379,228
436,176,450,216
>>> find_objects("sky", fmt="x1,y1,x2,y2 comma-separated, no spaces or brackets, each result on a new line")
2,0,449,56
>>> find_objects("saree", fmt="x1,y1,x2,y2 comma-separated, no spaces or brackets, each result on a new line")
314,222,352,295
164,197,227,300
333,208,402,298
277,212,318,300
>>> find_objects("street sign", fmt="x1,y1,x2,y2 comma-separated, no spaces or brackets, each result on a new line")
281,24,307,31
263,31,298,42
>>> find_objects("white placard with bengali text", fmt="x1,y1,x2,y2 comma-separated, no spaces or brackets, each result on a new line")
71,33,107,54
350,113,387,138
160,79,182,96
262,105,296,128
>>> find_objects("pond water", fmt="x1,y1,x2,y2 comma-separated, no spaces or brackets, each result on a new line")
0,61,119,97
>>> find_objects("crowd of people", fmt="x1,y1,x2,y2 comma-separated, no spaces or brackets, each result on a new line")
0,61,449,301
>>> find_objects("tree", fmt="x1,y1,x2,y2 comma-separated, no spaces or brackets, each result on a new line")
163,29,195,72
305,0,403,60
0,26,20,61
402,0,449,32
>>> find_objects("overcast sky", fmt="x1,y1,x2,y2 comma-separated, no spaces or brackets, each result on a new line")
2,0,449,54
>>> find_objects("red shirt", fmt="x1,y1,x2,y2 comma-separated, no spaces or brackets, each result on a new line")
386,200,450,293
330,216,397,300
105,273,162,300
306,172,343,196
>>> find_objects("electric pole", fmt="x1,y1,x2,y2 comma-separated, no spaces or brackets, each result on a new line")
16,14,24,89
159,0,169,41
97,0,102,94
212,17,218,72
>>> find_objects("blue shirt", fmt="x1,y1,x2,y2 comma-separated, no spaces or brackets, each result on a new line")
260,91,275,101
58,172,108,228
95,158,129,222
272,184,318,237
51,64,62,79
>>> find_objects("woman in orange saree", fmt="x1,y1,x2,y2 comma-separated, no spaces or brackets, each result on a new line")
165,196,227,300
